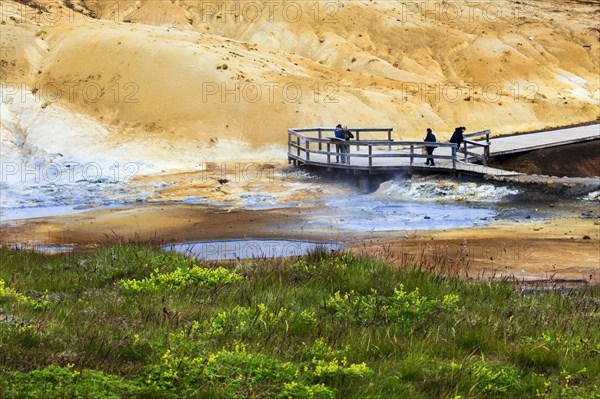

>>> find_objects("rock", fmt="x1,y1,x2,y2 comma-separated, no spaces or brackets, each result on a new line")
0,309,20,326
583,235,591,240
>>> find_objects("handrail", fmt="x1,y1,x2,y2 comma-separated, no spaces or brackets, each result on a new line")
289,127,394,132
289,128,458,147
290,136,457,147
462,139,488,147
289,127,395,152
463,129,491,139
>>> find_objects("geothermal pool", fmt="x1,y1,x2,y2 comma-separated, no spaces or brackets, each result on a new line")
164,240,343,261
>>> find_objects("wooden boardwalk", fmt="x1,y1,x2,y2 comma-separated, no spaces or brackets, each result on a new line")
287,124,600,178
467,124,600,158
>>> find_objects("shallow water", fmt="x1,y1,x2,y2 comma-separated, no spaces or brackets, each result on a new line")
0,204,120,223
1,244,77,254
164,240,343,261
311,196,498,231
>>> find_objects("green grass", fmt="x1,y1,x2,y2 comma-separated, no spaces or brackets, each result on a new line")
0,246,598,398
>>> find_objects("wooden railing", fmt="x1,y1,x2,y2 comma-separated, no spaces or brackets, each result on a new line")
287,127,461,170
461,130,491,164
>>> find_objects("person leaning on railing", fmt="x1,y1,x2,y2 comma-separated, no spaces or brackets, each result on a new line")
341,125,354,164
449,126,466,147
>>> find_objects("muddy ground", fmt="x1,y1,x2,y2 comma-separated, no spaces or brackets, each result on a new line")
491,139,600,178
1,193,598,284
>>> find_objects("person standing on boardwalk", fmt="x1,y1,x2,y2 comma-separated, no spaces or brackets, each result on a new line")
341,125,354,164
334,124,344,162
424,128,437,166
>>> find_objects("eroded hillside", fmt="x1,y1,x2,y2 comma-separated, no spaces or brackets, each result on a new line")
1,0,599,170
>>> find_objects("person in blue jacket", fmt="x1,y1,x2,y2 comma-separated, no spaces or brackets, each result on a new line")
334,124,344,138
334,124,344,162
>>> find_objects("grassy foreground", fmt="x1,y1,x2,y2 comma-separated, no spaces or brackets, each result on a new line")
0,246,598,399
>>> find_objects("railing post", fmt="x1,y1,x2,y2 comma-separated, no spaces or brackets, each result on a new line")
288,131,291,159
368,145,372,167
485,130,490,165
318,128,322,151
296,136,300,158
452,146,456,169
387,129,392,151
347,143,351,165
356,130,360,151
410,145,414,165
306,141,310,161
327,142,331,164
463,141,468,161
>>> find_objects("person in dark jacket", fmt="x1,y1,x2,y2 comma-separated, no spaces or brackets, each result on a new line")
341,125,354,164
449,126,464,146
449,126,466,159
424,128,437,166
